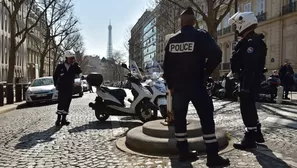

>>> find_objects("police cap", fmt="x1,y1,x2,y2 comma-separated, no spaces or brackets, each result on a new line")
180,7,195,16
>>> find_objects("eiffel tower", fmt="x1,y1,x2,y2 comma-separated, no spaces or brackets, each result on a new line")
107,20,113,58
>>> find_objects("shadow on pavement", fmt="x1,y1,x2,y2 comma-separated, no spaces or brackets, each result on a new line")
15,126,62,149
214,101,234,113
169,158,194,168
120,116,164,121
251,144,291,168
259,104,297,122
68,121,142,134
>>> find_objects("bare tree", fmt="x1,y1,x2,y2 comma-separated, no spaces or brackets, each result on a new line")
108,50,126,81
33,0,77,77
123,25,133,52
50,13,79,72
164,0,234,79
71,32,89,73
1,0,55,103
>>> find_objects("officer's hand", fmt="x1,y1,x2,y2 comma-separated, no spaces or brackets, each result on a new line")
169,89,174,95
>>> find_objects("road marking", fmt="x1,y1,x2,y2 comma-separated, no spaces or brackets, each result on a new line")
261,104,297,119
264,117,297,129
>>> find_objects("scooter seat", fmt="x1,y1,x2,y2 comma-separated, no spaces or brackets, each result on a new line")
102,87,126,105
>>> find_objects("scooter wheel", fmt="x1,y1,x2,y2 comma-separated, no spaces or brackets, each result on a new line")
137,106,156,123
159,105,167,119
95,109,110,122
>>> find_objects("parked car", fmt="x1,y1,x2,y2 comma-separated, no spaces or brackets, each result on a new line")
73,77,84,97
25,77,58,105
82,80,89,92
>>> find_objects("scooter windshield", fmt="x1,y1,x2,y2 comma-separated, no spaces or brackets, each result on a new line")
129,60,142,78
148,60,164,79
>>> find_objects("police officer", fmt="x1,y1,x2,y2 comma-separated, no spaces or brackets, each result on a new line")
229,12,266,149
53,50,82,126
163,7,230,167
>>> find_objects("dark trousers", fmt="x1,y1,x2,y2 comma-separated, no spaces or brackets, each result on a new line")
239,91,259,130
57,87,73,114
173,86,218,155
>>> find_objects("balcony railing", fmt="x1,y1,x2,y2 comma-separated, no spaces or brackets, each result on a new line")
223,26,231,34
256,12,267,22
282,1,297,15
217,26,231,37
221,63,230,70
217,29,222,36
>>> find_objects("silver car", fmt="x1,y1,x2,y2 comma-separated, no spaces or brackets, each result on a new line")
25,77,58,105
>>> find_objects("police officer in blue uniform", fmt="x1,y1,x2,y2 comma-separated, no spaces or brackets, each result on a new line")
53,51,82,126
229,12,266,149
163,7,230,167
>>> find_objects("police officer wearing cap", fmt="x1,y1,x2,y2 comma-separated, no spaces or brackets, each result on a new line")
53,50,82,126
163,7,230,166
229,12,267,149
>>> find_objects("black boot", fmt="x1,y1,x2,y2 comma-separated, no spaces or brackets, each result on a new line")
206,154,230,167
61,115,70,126
256,124,265,143
55,114,62,126
178,150,198,162
233,131,257,150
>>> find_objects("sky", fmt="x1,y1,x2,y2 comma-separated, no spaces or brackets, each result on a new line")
73,0,150,59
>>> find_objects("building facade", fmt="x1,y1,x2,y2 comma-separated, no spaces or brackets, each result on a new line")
143,17,157,74
198,0,297,75
0,2,28,82
129,10,152,68
0,2,53,82
131,0,297,76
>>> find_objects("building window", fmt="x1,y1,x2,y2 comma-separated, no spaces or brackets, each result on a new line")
256,0,265,14
223,13,230,28
217,23,221,30
244,2,252,12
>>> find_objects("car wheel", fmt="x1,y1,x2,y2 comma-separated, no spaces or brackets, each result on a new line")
79,92,83,97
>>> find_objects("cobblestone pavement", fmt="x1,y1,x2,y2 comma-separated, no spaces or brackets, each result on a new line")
0,92,296,168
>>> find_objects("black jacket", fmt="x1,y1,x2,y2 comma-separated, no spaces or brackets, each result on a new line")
230,31,267,91
53,62,82,89
163,26,222,90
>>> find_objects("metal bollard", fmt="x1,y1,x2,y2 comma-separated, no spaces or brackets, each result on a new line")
6,83,14,104
23,84,29,100
15,83,22,102
0,84,3,106
276,86,283,104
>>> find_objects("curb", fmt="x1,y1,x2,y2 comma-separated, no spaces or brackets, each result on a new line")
0,102,26,115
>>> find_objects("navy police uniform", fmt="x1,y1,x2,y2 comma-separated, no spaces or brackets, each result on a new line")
163,7,229,166
231,31,267,148
53,62,82,125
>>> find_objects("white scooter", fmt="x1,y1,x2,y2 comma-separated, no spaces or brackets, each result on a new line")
142,72,168,118
88,63,158,123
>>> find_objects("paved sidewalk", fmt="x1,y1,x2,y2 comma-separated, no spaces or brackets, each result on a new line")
0,101,26,115
0,93,296,167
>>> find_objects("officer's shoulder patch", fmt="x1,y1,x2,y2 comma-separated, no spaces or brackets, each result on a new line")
248,39,253,42
169,42,195,53
247,47,254,53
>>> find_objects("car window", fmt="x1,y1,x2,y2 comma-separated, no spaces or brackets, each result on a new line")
31,78,54,87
